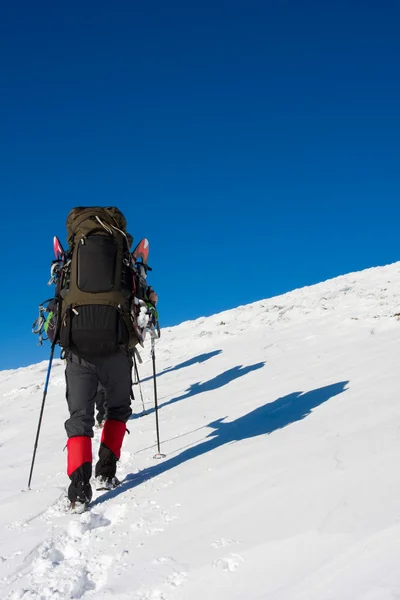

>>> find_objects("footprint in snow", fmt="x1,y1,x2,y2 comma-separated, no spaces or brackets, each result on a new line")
146,527,164,536
7,520,29,532
28,543,100,599
166,571,187,588
212,554,244,572
211,537,240,548
161,511,178,523
7,510,113,600
100,502,127,525
67,511,111,538
152,556,173,565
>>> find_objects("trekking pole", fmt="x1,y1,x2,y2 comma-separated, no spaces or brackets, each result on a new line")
151,335,165,459
27,341,56,490
133,352,146,414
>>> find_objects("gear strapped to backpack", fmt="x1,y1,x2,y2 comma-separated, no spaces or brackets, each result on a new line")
56,206,136,355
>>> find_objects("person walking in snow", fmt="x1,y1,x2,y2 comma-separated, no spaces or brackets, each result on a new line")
44,207,157,511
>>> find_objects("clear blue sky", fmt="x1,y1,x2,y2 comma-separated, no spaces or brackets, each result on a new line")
1,0,399,369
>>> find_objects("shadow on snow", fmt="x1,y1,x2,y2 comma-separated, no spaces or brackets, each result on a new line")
137,349,223,384
131,361,266,418
95,380,349,506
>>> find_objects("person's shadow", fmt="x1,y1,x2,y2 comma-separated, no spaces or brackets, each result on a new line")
133,362,266,417
95,380,348,506
137,350,223,384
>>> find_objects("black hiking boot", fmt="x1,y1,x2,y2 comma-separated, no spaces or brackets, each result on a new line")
94,475,121,491
68,464,93,513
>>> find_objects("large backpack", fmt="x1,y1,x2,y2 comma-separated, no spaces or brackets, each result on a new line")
56,206,136,355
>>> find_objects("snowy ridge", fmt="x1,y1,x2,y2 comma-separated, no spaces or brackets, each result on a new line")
1,262,400,599
168,261,400,337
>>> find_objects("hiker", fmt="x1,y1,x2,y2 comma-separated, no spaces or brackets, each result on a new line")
46,207,157,511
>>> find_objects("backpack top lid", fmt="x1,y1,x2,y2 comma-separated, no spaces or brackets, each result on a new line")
66,206,133,248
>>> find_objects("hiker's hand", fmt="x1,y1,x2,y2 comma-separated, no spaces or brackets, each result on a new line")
147,287,158,306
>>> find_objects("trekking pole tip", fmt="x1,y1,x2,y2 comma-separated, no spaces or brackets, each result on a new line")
153,452,166,460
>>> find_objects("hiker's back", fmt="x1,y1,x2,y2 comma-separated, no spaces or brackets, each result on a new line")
59,206,135,355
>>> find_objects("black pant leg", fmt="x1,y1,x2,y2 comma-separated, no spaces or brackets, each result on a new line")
65,354,98,438
97,350,133,423
94,350,133,478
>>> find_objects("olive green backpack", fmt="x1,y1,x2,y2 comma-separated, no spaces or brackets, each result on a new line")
57,206,136,355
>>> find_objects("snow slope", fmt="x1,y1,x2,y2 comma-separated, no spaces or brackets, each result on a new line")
1,263,400,599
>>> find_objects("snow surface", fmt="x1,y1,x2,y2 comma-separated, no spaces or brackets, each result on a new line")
1,263,400,599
